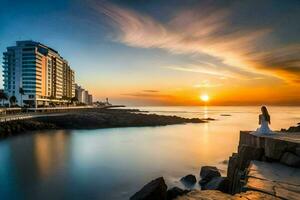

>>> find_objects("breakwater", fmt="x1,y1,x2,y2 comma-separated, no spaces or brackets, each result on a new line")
0,108,206,139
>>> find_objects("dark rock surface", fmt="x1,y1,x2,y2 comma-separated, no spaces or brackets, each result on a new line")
202,177,229,193
199,166,221,185
166,187,189,200
280,152,300,167
281,122,300,132
130,177,167,200
180,174,197,186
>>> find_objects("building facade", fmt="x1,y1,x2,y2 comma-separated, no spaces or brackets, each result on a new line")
2,41,75,107
75,84,93,105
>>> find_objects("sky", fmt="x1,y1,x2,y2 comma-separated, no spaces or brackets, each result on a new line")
0,0,299,106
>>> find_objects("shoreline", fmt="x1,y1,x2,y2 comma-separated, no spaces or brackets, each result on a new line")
0,108,209,140
130,129,300,200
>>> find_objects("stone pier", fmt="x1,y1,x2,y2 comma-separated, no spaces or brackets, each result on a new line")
227,131,300,199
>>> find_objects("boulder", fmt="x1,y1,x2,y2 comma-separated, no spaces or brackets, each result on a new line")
180,174,197,186
199,166,221,184
202,177,229,193
280,152,300,168
166,187,189,200
130,177,167,200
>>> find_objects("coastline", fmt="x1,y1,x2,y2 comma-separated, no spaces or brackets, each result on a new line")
130,129,300,200
0,108,208,139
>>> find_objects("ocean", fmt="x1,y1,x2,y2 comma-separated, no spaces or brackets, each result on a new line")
0,106,299,199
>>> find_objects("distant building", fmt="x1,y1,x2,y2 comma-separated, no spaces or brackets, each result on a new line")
75,84,84,103
2,40,75,107
75,84,93,105
84,90,89,104
88,94,93,105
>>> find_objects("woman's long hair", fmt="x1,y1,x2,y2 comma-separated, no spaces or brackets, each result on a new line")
261,106,270,124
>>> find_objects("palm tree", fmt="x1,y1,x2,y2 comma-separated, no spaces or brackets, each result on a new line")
19,87,25,107
71,97,78,104
9,96,17,107
0,91,8,107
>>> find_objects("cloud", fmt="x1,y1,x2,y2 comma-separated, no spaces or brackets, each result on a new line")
143,90,159,93
122,89,171,98
122,92,172,99
93,2,300,83
193,80,222,88
165,63,235,78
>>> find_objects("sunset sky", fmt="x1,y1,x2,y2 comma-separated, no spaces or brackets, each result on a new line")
0,0,299,106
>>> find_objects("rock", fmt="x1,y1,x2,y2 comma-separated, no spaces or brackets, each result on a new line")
166,187,189,200
220,160,229,165
280,152,300,167
199,166,221,184
180,174,197,186
202,177,229,193
295,147,300,157
237,145,264,169
130,177,167,200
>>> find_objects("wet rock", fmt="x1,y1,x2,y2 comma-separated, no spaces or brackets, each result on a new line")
199,166,221,184
220,160,228,165
166,187,189,200
202,177,229,193
180,174,197,186
130,177,167,200
280,152,300,167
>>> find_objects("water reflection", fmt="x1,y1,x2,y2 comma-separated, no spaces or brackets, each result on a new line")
34,131,70,178
0,106,299,200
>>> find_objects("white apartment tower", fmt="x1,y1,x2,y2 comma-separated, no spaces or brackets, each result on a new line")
2,41,75,107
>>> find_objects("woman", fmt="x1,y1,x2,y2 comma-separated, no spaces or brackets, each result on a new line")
255,106,273,134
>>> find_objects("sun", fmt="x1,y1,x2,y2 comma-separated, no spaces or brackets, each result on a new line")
200,94,210,102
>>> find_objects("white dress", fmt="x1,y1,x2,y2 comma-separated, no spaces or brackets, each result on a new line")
255,114,273,134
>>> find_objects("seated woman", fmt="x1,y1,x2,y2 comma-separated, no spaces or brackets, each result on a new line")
254,106,273,135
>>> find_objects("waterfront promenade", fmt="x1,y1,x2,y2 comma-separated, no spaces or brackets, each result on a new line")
0,105,124,122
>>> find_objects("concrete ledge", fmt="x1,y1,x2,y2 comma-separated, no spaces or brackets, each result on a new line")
245,161,300,200
239,131,300,161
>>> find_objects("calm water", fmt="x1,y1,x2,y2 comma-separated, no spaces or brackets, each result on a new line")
0,106,299,200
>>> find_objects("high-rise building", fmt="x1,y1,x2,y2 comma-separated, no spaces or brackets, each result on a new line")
75,84,93,105
88,94,93,105
2,40,75,107
75,84,84,103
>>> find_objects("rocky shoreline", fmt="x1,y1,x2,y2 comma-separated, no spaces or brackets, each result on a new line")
0,108,207,139
130,123,300,200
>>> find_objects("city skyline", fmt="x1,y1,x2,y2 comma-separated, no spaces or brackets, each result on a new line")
1,0,300,106
2,40,93,107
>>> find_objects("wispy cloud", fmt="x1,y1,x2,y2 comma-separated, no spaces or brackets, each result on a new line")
143,90,159,93
122,92,172,99
122,89,171,98
165,65,233,78
92,2,300,83
193,80,222,88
